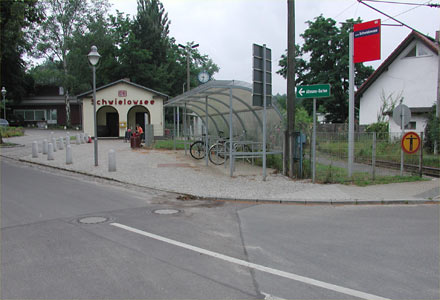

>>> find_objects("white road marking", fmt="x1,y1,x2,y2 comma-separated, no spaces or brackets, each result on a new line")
261,291,287,300
110,222,391,300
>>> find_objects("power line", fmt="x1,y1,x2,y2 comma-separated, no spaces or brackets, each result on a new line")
362,0,440,7
383,1,431,22
357,0,430,36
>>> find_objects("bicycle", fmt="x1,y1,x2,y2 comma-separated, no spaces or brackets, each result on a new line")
190,138,205,160
189,131,224,160
208,131,252,165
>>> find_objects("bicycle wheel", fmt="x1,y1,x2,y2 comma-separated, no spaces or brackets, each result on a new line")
190,141,205,159
209,143,226,165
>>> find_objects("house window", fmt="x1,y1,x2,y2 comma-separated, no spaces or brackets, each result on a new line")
14,109,47,121
47,109,57,124
405,43,430,58
405,121,416,130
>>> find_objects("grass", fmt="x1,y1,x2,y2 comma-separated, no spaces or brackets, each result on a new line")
153,139,187,150
0,126,24,138
309,161,428,186
317,139,439,169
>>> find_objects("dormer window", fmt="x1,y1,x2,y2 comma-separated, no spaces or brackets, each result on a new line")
405,43,430,58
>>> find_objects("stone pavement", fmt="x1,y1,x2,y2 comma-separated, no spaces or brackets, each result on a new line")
1,129,439,204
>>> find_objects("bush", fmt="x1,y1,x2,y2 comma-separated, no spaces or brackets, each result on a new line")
424,105,439,153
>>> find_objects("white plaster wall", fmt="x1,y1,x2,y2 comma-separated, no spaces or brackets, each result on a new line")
82,82,165,137
389,114,428,135
359,40,437,125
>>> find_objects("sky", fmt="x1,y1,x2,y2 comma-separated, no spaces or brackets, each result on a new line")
109,0,440,95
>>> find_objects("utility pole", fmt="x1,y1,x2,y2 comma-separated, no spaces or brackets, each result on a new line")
286,0,296,178
435,30,440,155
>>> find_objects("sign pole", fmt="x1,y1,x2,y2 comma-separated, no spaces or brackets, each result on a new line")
312,98,316,183
348,31,355,178
400,103,404,176
262,44,267,181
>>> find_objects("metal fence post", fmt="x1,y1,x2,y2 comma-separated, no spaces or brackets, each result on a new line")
419,132,423,177
372,132,376,181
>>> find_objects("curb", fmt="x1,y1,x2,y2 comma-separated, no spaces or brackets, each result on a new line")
3,154,439,206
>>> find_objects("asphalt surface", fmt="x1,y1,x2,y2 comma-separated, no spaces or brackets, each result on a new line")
1,159,439,299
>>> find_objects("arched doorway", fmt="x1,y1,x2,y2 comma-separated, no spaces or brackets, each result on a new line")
127,105,151,132
97,106,119,137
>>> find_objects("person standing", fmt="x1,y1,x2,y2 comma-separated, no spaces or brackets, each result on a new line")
136,124,144,141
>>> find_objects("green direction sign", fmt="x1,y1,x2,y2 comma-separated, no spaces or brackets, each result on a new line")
296,84,331,99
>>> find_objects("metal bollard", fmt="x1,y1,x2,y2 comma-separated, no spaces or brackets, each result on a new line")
83,133,88,143
38,141,43,153
52,137,57,152
108,149,116,172
76,134,80,145
47,143,54,160
50,131,54,141
32,141,38,158
66,145,72,164
43,139,48,154
58,137,64,150
80,133,85,144
66,135,70,145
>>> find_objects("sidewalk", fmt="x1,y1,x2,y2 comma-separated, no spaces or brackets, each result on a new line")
1,129,439,204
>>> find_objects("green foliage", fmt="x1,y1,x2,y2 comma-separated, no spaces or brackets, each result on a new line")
0,126,24,138
365,122,388,135
273,93,312,131
0,0,44,101
278,15,374,123
424,105,439,153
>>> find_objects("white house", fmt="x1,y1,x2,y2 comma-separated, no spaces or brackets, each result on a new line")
356,30,439,134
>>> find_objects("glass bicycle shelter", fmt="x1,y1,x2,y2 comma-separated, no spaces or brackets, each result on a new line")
164,80,284,179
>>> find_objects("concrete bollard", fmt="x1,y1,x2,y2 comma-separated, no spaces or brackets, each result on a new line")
66,135,70,145
52,137,57,152
66,145,72,164
108,149,116,172
76,134,81,145
58,137,64,150
32,141,38,158
50,131,54,141
38,141,43,153
47,143,54,160
42,139,48,154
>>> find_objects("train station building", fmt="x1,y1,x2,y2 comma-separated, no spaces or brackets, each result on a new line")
77,79,168,138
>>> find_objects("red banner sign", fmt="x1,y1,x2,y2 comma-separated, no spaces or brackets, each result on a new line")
354,19,381,63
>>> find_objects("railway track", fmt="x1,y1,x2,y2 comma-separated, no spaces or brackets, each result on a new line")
371,159,440,177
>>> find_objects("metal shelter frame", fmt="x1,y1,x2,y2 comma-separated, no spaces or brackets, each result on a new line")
165,80,284,179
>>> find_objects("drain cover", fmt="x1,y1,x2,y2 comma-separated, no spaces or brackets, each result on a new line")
78,216,109,224
153,209,180,215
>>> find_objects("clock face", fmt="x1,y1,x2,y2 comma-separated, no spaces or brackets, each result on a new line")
198,71,210,83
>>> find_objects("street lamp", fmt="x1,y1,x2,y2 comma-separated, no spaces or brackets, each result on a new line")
178,43,199,92
1,87,6,120
88,45,100,166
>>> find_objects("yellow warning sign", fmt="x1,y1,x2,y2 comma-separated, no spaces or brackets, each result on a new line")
401,131,421,154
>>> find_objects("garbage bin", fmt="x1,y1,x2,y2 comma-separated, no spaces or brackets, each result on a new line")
130,134,141,148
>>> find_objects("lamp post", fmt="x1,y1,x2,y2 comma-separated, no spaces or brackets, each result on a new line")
88,45,100,166
178,43,199,91
1,87,6,120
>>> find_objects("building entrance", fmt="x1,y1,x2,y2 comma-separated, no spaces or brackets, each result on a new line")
97,106,119,137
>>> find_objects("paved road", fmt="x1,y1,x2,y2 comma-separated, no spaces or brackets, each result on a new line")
1,159,439,299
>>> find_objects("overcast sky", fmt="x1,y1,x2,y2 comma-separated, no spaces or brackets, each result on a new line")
109,0,439,95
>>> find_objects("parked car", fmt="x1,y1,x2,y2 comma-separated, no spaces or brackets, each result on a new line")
8,114,24,126
0,118,9,127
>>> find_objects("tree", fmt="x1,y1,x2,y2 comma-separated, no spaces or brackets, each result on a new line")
0,0,44,102
278,16,374,123
34,0,110,126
